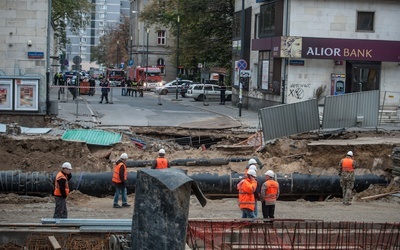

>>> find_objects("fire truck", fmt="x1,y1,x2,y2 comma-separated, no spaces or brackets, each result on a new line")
105,68,125,86
127,67,163,90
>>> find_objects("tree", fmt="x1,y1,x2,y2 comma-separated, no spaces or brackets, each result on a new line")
52,0,93,49
141,0,234,70
91,17,131,68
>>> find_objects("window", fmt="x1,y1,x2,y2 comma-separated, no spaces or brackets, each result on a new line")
99,21,104,27
157,30,166,45
259,1,276,37
357,11,374,31
80,38,87,43
157,58,165,74
258,51,273,91
232,12,241,39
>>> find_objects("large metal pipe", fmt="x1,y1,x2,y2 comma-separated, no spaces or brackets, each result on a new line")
126,157,263,168
0,170,388,197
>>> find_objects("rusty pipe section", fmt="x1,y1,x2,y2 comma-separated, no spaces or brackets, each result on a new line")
0,170,388,197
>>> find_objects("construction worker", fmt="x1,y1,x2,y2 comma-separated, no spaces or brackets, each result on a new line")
112,153,131,208
237,169,258,218
53,162,72,218
151,149,170,169
260,170,279,220
245,158,258,175
339,151,356,205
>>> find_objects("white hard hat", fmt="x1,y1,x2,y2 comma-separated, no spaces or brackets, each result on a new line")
347,151,353,157
265,170,275,178
62,162,72,170
248,165,258,172
247,169,257,178
248,158,257,165
159,149,165,155
120,153,128,159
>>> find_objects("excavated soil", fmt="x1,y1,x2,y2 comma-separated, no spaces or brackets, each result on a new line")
0,127,399,224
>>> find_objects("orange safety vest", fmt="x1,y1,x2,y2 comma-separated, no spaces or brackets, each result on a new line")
263,180,279,202
341,158,354,172
112,162,127,183
237,178,257,211
54,171,70,197
155,157,168,169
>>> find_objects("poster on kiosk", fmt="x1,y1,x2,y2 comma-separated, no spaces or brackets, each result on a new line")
331,73,346,96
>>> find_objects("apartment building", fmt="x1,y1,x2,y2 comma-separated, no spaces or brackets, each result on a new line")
233,0,400,111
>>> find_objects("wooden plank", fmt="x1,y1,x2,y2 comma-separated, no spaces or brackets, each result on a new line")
48,236,61,250
360,191,399,201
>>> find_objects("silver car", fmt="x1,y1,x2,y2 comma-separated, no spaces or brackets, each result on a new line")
156,79,192,95
186,84,232,101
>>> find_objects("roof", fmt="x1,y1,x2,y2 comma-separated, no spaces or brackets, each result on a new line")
61,129,122,146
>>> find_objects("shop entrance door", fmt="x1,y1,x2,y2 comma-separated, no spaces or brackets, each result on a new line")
345,61,381,93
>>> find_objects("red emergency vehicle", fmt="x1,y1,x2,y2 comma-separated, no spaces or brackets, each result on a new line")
106,68,125,86
127,67,163,90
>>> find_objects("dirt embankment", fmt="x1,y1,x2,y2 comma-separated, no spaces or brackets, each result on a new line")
0,128,400,224
0,128,399,176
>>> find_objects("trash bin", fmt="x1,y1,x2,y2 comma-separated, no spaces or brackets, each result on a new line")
79,80,90,95
49,100,58,115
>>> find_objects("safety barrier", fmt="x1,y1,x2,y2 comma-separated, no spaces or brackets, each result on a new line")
187,220,400,249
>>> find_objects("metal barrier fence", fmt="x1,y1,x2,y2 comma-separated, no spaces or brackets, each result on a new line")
187,220,400,249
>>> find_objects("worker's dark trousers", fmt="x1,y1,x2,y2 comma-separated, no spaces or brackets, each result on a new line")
54,196,68,218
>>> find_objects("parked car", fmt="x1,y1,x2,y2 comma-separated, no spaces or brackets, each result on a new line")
155,79,192,95
180,81,199,97
186,84,232,101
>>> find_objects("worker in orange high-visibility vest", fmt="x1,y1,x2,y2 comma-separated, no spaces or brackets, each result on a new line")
53,162,73,218
151,149,170,169
260,170,279,220
112,153,131,208
237,169,258,218
339,151,357,205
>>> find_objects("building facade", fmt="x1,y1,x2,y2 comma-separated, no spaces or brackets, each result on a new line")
65,0,176,81
130,0,175,82
0,0,54,117
233,0,400,111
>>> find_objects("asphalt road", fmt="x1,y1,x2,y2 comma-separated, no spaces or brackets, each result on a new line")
52,86,259,130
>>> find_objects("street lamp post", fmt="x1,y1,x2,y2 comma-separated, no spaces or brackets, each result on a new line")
146,28,149,89
175,5,180,100
239,0,245,117
130,10,138,67
116,40,120,68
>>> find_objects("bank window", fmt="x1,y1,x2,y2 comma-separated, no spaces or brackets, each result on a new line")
258,51,273,91
357,11,374,31
158,30,166,45
259,1,276,38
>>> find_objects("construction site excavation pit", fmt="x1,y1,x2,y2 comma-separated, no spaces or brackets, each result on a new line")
0,128,400,248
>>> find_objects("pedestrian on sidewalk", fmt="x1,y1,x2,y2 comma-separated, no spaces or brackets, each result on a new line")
126,77,133,96
66,77,77,100
121,78,126,96
88,77,96,96
219,82,226,105
260,170,279,221
339,151,356,205
151,149,170,169
132,78,138,97
99,79,110,104
53,162,73,218
112,153,131,208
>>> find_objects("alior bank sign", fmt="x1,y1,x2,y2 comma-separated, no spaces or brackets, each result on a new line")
252,36,400,62
302,37,400,62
